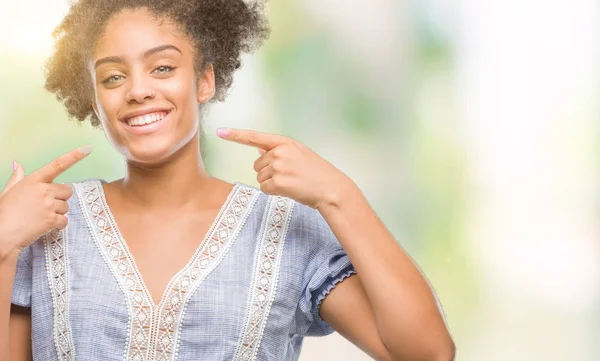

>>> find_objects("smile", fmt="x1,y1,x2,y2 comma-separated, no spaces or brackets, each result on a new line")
122,110,172,135
126,111,168,126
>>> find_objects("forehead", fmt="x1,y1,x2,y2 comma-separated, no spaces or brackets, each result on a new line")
93,8,193,59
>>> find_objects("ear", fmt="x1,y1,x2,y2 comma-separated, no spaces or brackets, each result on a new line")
196,63,216,103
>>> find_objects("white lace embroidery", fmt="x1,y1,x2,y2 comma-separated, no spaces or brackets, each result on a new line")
75,180,258,361
233,196,294,361
165,185,258,361
76,181,154,361
44,228,76,361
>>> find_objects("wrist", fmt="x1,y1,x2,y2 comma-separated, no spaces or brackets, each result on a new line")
318,180,364,214
0,241,21,265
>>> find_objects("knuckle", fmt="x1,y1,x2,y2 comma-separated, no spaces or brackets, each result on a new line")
35,185,47,198
270,160,280,172
45,213,55,227
43,197,53,208
248,133,259,145
272,147,283,158
271,175,283,188
51,159,65,174
259,182,269,194
58,216,68,229
271,160,284,173
64,185,73,198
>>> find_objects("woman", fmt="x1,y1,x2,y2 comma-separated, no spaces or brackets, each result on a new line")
0,0,455,360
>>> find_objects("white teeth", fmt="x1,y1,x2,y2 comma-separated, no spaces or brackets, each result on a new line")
126,112,167,126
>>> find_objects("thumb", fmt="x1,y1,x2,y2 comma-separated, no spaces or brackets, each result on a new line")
2,161,25,195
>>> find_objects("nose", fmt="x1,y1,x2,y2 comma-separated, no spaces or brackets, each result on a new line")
125,75,156,104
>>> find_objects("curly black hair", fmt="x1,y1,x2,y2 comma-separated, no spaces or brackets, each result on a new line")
44,0,270,127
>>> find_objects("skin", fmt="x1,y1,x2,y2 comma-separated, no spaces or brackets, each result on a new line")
1,7,455,361
220,129,456,361
0,147,91,361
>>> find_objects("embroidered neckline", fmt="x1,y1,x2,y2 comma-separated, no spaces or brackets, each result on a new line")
95,181,242,309
75,180,259,361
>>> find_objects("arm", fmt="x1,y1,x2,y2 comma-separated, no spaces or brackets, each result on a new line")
9,306,31,361
215,128,455,360
0,148,91,361
0,250,32,361
317,185,455,361
0,250,18,361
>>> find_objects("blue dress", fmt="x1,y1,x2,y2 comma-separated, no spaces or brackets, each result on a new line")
11,179,356,361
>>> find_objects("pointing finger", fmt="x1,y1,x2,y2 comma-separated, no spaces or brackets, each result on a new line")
29,145,92,183
217,128,288,150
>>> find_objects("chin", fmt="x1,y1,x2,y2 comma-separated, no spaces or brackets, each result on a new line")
111,125,198,166
123,141,180,166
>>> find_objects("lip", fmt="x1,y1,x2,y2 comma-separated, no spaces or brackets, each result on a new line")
120,107,173,123
121,109,172,135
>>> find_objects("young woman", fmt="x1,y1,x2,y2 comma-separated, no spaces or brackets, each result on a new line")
0,0,455,360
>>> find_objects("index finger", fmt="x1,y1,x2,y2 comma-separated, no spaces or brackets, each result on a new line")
217,128,288,150
29,145,92,183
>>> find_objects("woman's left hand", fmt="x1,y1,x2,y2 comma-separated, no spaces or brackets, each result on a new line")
217,127,357,210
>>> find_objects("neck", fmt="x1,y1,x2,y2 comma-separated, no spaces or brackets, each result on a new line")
116,132,217,210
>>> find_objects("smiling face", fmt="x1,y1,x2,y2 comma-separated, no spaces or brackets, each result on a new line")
90,8,215,165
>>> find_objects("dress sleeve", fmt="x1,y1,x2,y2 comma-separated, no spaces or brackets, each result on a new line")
11,245,33,308
294,205,357,337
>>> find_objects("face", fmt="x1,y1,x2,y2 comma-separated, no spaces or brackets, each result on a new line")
90,8,214,165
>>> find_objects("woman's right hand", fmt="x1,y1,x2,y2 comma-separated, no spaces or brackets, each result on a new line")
0,146,92,258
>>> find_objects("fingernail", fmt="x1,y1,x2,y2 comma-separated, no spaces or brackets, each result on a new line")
12,160,16,171
217,128,230,137
79,145,92,155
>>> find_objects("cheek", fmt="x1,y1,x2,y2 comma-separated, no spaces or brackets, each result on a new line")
161,79,199,126
164,82,196,110
94,93,124,142
162,75,198,108
96,90,123,120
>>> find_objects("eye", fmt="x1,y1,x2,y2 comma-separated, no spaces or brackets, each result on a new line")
102,74,124,84
153,65,175,74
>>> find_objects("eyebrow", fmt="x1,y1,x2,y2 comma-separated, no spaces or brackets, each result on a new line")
94,44,182,69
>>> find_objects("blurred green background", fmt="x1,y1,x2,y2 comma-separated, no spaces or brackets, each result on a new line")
1,0,599,360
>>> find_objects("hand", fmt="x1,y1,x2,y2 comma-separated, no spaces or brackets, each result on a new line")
0,145,92,257
217,128,356,210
